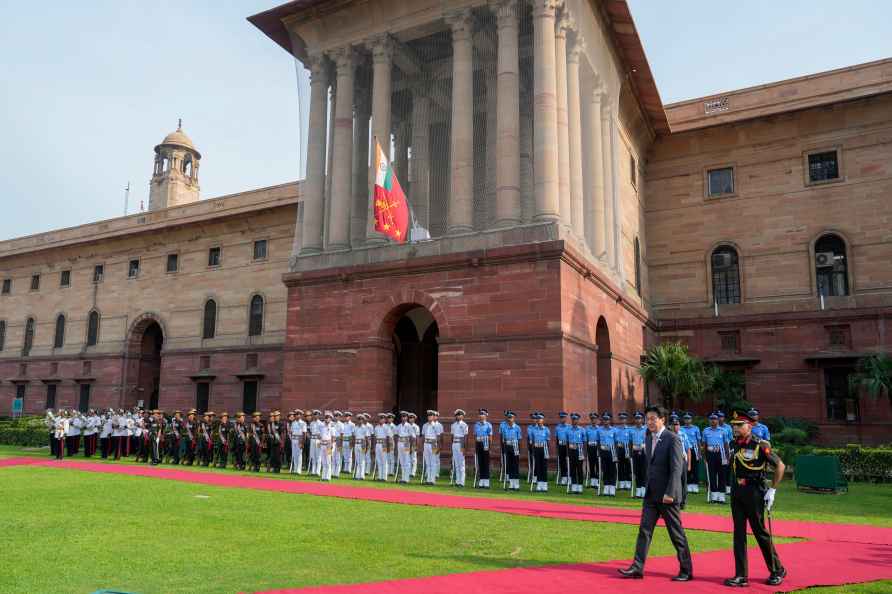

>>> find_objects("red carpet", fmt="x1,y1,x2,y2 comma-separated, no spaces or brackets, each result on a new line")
5,457,892,592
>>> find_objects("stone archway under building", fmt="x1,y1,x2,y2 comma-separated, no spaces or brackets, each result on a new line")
124,314,166,410
596,316,612,413
387,305,439,417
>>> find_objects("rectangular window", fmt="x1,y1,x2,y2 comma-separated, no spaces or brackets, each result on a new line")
826,325,852,349
30,274,40,291
719,331,741,353
0,320,5,351
195,382,210,413
825,367,858,422
93,265,104,283
242,380,258,415
630,155,637,187
208,247,221,267
253,240,268,261
199,355,211,370
45,384,57,409
707,167,735,197
128,259,140,278
16,384,26,410
808,150,840,183
1,278,10,295
19,363,27,376
50,361,58,375
78,383,91,413
166,253,179,273
60,270,71,287
246,353,259,368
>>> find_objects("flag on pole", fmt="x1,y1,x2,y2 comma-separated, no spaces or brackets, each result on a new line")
373,137,410,243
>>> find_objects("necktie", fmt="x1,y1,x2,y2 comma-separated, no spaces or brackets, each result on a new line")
649,433,656,458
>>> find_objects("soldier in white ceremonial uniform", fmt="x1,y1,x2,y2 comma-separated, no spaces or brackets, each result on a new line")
331,411,343,475
450,409,469,487
290,408,307,474
318,411,335,481
352,414,369,479
408,413,420,477
396,411,416,483
373,413,393,480
421,410,444,484
309,409,323,476
340,411,355,474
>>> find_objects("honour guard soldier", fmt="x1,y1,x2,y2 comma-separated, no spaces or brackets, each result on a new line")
528,413,550,491
290,409,307,473
670,415,692,497
501,411,522,490
309,410,323,475
408,412,420,477
681,413,703,493
567,413,586,493
198,412,214,466
233,412,248,470
182,410,198,466
340,411,355,474
215,412,231,468
704,412,731,503
525,412,536,483
450,409,468,487
301,410,313,473
421,410,443,484
352,413,370,480
331,411,343,475
248,412,264,472
748,409,771,441
148,410,164,465
266,411,284,473
284,411,295,469
718,410,733,494
585,413,601,488
318,411,335,480
615,412,632,490
385,412,397,477
395,412,415,483
373,413,392,480
554,411,570,486
598,413,618,496
725,410,786,588
630,412,648,498
165,411,182,464
474,409,493,488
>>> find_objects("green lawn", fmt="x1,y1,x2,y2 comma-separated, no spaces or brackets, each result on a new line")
2,465,737,594
804,582,892,593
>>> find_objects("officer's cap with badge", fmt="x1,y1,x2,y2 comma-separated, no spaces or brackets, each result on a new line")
558,411,568,419
729,409,755,426
478,408,488,416
589,412,599,419
682,412,693,421
708,412,719,420
601,412,612,421
633,411,644,420
618,411,629,419
454,409,466,417
570,412,581,421
505,410,515,419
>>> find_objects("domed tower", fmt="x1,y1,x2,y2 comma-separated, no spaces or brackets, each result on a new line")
148,120,201,211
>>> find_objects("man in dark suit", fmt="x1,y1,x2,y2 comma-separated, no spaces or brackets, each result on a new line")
619,405,694,581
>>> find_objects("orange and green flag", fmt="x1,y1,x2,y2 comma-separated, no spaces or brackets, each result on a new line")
373,137,410,243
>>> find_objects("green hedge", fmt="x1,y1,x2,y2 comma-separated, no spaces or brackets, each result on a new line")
0,416,49,448
783,444,892,482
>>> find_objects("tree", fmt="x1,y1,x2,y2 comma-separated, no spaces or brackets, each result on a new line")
640,342,711,410
705,365,752,413
849,353,892,405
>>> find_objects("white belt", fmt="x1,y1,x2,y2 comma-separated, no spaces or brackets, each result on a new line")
533,441,546,447
424,438,437,444
600,445,612,450
632,445,644,451
587,441,597,446
708,446,722,452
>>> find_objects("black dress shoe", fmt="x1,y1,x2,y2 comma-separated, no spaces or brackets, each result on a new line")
724,576,748,587
672,573,693,582
618,567,643,579
766,567,787,586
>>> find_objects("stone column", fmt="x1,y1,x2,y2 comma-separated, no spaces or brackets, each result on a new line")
366,35,393,244
520,98,534,223
410,85,431,229
586,85,606,257
351,80,371,248
602,102,615,267
492,0,521,228
566,33,585,239
446,9,475,234
532,0,560,221
327,46,356,251
298,53,329,256
554,12,571,228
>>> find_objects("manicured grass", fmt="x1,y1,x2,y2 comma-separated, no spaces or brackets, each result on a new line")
802,581,892,593
4,445,889,527
1,465,741,594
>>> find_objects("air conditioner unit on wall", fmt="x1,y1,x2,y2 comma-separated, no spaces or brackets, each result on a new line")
815,252,836,268
712,252,732,269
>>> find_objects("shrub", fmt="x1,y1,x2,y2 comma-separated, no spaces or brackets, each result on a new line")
774,427,809,446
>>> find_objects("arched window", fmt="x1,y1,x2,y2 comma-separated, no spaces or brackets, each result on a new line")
54,314,65,349
815,234,849,297
634,237,642,295
23,317,35,357
87,311,100,346
183,155,193,177
0,320,6,351
248,295,264,337
711,246,741,305
202,299,217,339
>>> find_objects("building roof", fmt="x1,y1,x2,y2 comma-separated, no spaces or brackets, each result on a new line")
247,0,670,134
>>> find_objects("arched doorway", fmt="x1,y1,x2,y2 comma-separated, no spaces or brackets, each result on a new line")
137,322,164,410
392,306,438,416
596,317,612,413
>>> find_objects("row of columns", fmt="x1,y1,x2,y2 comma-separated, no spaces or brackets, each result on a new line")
297,0,614,266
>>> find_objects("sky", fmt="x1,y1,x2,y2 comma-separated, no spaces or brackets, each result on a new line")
1,0,890,241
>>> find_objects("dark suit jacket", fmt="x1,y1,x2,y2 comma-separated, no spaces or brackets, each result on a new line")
643,428,686,504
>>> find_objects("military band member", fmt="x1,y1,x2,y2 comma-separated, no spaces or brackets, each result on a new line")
585,413,601,488
373,413,392,480
473,409,493,488
704,412,731,503
680,413,702,493
340,411,355,475
112,409,127,460
215,412,232,468
266,411,284,473
598,413,618,496
554,411,570,486
148,409,164,465
615,412,632,490
249,412,264,472
567,413,586,493
725,410,786,588
44,410,57,458
181,409,198,466
53,411,68,459
450,409,469,487
290,409,307,474
528,412,550,491
100,411,113,459
396,411,415,483
501,411,522,490
420,410,443,484
630,412,648,498
66,410,83,457
318,411,335,480
166,410,182,465
233,412,248,471
197,412,213,466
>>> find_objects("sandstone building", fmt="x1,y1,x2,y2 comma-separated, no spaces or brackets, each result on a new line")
1,0,890,444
